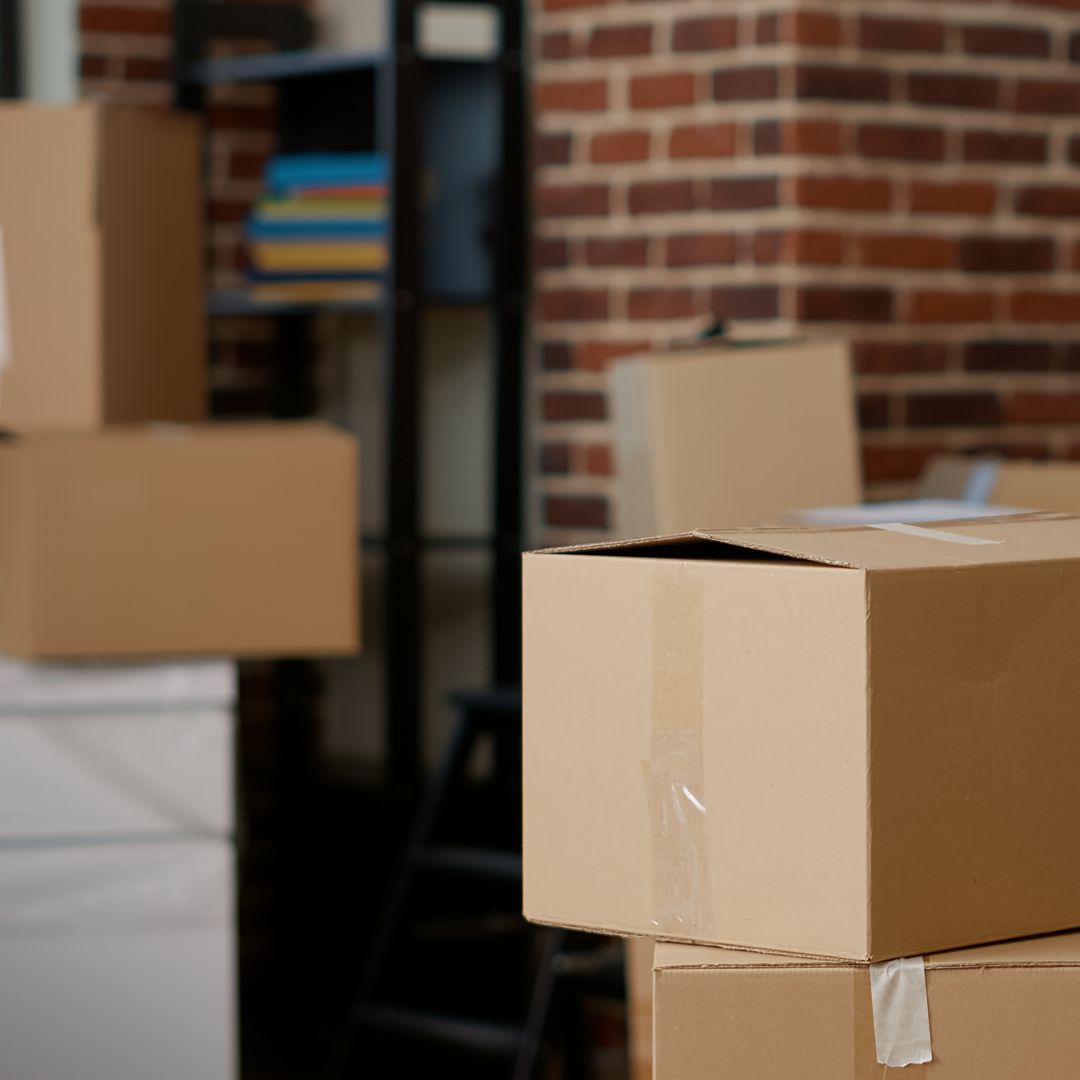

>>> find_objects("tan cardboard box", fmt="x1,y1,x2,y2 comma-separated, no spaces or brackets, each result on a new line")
624,937,654,1080
654,934,1080,1080
610,339,860,536
0,423,359,658
0,103,205,431
920,455,1080,514
524,513,1080,961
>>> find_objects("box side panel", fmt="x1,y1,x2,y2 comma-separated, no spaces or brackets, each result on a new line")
869,562,1080,959
101,109,207,423
648,341,861,532
0,450,36,655
610,360,657,539
524,554,868,957
655,967,855,1080
0,105,101,430
21,427,358,658
992,461,1080,514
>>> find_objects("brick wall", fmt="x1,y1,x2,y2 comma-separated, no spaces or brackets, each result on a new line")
533,0,1080,541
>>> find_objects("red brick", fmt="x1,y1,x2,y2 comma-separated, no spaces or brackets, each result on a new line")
628,288,697,320
628,179,696,215
538,288,609,322
1014,0,1080,9
536,79,608,112
863,445,946,484
1073,240,1080,271
1006,393,1080,424
81,55,108,78
854,343,950,374
910,181,997,215
80,6,171,33
208,105,275,131
540,342,573,371
857,124,945,162
545,495,608,530
790,230,847,265
588,24,652,58
540,31,574,61
535,183,609,218
906,393,1002,427
963,130,1047,164
672,16,737,52
797,287,894,322
794,176,892,211
584,236,650,267
666,233,737,267
1070,137,1080,165
535,237,570,269
1016,186,1080,217
1010,291,1080,322
123,57,170,81
962,24,1050,56
789,11,844,47
711,285,780,320
753,232,783,265
757,12,780,44
754,119,844,156
1016,79,1080,115
860,16,945,52
1073,31,1080,61
539,443,571,474
582,445,613,476
670,122,736,159
795,65,890,102
536,132,572,166
964,341,1055,372
544,0,607,9
229,151,270,181
908,72,999,110
543,391,607,422
209,199,250,224
712,67,780,102
630,73,697,110
590,130,649,164
958,236,1055,274
909,290,996,323
575,341,650,371
709,176,780,210
859,393,892,430
858,234,954,270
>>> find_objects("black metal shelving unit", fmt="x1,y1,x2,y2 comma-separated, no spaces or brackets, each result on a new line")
171,0,526,787
0,0,20,98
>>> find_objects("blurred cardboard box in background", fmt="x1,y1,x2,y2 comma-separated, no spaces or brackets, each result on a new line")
0,423,359,659
610,340,860,536
920,456,1080,514
0,103,205,431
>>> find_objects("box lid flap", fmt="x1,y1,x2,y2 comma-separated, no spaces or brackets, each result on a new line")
535,513,1080,571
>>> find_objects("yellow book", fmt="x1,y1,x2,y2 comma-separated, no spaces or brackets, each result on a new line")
251,243,388,273
258,200,385,219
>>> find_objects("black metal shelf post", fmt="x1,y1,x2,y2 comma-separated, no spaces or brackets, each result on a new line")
0,0,21,98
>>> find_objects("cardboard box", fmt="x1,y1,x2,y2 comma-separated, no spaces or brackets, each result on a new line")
787,498,1028,526
610,339,860,536
524,513,1080,961
0,839,235,1080
624,937,654,1080
920,455,1080,514
654,934,1080,1080
0,659,235,839
0,423,359,658
0,103,205,431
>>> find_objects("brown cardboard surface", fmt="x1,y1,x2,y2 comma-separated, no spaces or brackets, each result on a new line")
624,938,654,1080
0,424,359,658
0,103,204,431
654,935,1080,1079
920,455,1080,514
523,513,1080,961
610,340,860,537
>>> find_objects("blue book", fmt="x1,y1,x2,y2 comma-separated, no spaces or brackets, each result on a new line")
266,154,388,191
248,219,387,241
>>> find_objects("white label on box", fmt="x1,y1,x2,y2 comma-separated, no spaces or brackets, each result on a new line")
0,225,11,371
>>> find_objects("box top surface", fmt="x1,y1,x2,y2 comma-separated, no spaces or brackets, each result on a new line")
532,513,1080,571
656,931,1080,972
619,336,846,370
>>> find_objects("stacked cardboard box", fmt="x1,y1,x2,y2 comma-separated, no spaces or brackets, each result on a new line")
524,512,1080,1076
0,102,361,1079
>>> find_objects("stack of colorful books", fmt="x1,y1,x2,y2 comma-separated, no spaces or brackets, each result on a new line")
245,153,389,305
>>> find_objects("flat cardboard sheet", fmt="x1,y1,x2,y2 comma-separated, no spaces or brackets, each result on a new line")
524,513,1080,960
654,934,1080,1080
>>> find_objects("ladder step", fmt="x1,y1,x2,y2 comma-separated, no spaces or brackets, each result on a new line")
353,1006,524,1057
412,845,522,880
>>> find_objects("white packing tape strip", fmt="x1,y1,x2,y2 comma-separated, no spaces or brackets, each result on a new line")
870,521,1002,546
869,957,933,1068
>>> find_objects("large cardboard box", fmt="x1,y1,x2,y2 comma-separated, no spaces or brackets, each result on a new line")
0,103,205,431
524,513,1080,961
0,839,235,1080
788,498,1028,526
0,659,235,839
920,455,1080,514
610,340,860,536
654,934,1080,1080
624,937,654,1080
0,423,359,658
